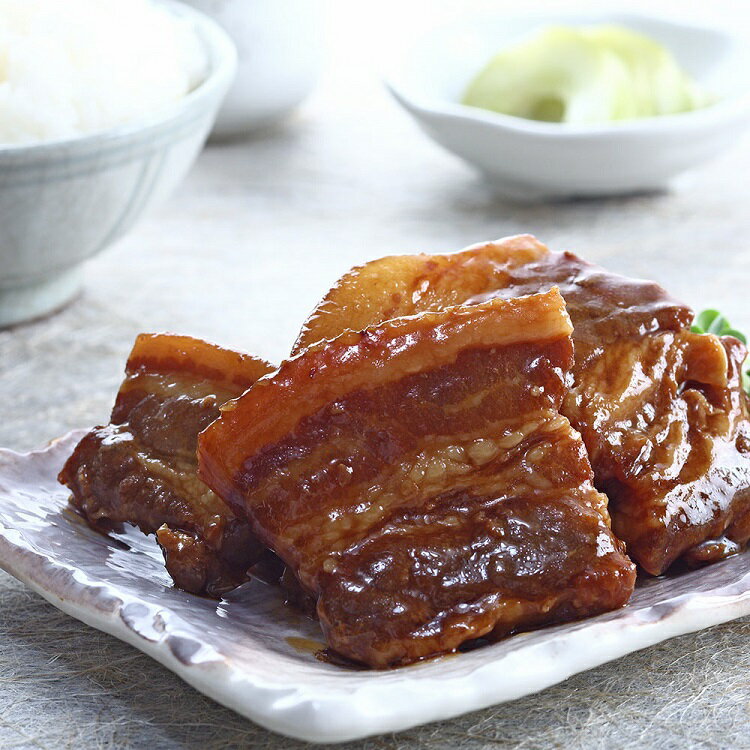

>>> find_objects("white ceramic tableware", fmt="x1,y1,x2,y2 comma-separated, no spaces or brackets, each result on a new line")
0,1,237,328
182,0,323,138
3,432,750,743
385,11,750,200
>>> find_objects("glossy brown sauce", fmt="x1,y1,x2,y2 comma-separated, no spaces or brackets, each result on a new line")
57,236,750,669
59,333,274,597
199,291,635,667
294,235,750,576
285,636,325,655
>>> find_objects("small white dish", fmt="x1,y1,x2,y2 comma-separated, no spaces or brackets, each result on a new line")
182,0,323,139
0,1,237,328
385,10,750,200
4,432,750,743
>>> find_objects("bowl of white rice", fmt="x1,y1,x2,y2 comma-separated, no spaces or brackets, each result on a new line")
0,0,237,327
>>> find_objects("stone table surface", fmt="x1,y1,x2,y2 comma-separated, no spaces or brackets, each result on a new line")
2,1,750,747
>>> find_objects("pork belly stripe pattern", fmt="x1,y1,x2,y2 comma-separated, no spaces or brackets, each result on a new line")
199,291,635,667
59,333,274,597
294,234,750,575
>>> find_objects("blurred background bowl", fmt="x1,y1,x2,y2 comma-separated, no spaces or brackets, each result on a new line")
0,0,237,328
386,10,750,200
183,0,323,138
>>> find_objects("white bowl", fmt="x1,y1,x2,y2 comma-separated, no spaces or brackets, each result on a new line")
0,1,237,328
385,10,750,200
182,0,323,138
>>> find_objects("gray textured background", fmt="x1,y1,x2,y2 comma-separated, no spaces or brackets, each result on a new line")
2,1,750,747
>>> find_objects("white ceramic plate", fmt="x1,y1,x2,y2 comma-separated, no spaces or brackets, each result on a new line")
3,432,750,743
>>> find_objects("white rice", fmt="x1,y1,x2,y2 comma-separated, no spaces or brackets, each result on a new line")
0,0,207,144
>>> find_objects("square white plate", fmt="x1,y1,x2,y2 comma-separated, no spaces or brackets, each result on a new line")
2,431,750,744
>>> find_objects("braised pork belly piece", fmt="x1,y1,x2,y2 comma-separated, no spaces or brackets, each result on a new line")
199,291,635,667
294,234,750,575
59,334,274,597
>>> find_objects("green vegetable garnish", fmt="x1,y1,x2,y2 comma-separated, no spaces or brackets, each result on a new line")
462,25,712,125
691,309,750,394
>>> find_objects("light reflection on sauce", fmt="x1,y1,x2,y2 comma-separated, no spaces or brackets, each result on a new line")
286,636,325,655
315,647,364,670
286,638,365,670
